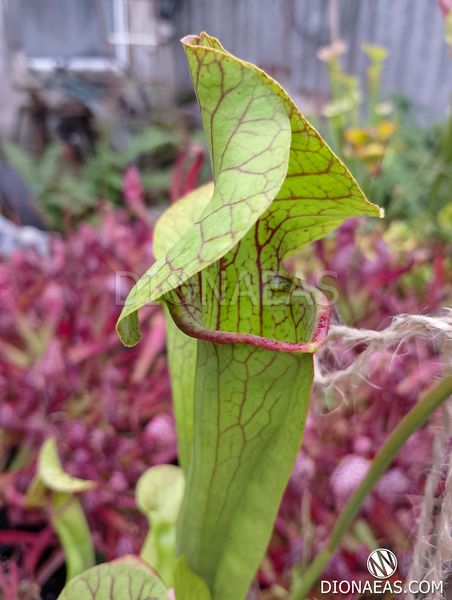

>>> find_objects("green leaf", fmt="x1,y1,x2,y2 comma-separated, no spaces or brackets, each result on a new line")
118,31,381,600
37,438,96,494
163,313,197,470
57,555,169,600
177,345,314,600
136,465,185,585
117,34,380,347
52,492,96,581
26,438,96,581
2,142,36,184
117,40,292,346
174,556,211,600
446,12,452,47
154,184,212,468
121,125,179,164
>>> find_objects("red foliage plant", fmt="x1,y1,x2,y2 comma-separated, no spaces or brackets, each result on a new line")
0,210,448,597
0,208,177,588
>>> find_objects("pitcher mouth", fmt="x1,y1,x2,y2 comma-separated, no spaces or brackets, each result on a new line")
166,285,331,354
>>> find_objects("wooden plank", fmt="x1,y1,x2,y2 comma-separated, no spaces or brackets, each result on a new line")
174,0,451,120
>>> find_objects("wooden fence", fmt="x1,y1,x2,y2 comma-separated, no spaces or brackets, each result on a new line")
173,0,451,121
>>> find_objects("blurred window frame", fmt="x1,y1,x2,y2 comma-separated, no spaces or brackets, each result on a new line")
3,0,130,74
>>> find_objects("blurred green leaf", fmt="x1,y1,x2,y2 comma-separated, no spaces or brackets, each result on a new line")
25,438,96,581
136,465,184,586
37,438,96,494
58,556,169,599
174,556,211,600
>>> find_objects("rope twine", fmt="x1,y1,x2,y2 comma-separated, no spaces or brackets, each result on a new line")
406,403,452,600
313,312,452,598
315,312,452,394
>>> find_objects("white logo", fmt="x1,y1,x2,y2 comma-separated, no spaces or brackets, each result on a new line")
367,548,398,579
321,548,442,595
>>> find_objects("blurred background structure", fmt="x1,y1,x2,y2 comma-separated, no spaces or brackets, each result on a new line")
0,0,450,143
0,0,176,143
173,0,452,122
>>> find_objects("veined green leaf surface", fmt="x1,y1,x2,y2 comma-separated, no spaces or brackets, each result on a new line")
178,343,313,600
57,556,168,600
118,32,381,600
117,34,380,347
154,184,212,469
